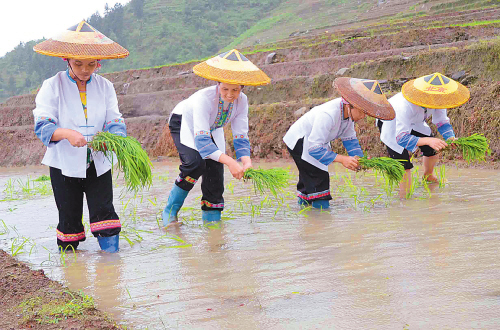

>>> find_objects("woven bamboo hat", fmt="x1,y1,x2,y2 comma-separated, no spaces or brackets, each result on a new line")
334,77,395,120
402,73,470,109
33,20,129,60
193,49,271,86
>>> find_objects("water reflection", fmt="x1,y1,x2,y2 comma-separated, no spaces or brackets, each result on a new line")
0,163,500,329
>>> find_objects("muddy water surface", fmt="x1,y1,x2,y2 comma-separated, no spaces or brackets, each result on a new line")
0,161,499,329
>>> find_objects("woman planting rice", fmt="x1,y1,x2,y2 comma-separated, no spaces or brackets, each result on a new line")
162,49,270,225
283,78,396,209
32,21,129,252
377,73,470,197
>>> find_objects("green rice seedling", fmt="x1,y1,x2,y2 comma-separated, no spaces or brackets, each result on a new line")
406,166,421,199
29,242,37,257
34,175,50,182
359,156,405,188
156,233,192,248
0,220,9,235
11,237,29,256
447,134,491,162
88,131,153,192
297,205,312,217
243,167,291,198
226,181,235,194
3,178,17,200
17,177,35,197
436,165,447,188
421,177,432,198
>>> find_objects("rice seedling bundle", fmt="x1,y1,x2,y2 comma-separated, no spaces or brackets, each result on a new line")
88,132,153,191
243,168,291,197
358,156,405,187
447,134,491,162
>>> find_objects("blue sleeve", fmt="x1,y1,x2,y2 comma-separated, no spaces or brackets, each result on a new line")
194,131,220,159
308,145,338,166
34,117,59,146
396,132,419,152
437,123,455,141
342,138,364,157
103,118,127,137
233,137,251,160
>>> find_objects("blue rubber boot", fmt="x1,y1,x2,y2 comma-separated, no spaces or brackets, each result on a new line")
97,234,119,253
162,185,189,226
202,210,221,223
298,197,310,206
311,199,330,209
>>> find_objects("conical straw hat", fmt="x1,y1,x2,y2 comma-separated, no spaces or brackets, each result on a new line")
33,20,129,60
193,49,271,86
402,73,470,109
334,77,395,120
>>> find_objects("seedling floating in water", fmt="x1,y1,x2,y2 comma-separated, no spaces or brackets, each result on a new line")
89,132,153,192
243,167,291,198
358,156,405,188
447,134,491,162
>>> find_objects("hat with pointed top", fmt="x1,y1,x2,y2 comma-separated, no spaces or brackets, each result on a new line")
402,72,470,109
33,20,129,60
334,77,395,120
193,49,271,86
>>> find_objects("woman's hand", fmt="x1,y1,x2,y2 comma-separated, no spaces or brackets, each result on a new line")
218,154,245,179
228,161,245,179
447,137,457,149
418,137,448,151
241,156,252,172
66,130,87,147
335,155,360,172
51,128,87,147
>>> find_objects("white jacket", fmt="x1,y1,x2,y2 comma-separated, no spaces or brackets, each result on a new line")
33,71,124,178
170,85,249,161
283,98,358,171
379,92,451,153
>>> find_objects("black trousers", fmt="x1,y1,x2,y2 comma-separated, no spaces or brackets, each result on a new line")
169,114,224,210
287,138,332,202
377,120,437,170
50,162,121,249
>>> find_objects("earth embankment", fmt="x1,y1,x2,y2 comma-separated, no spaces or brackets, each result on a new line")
1,7,499,167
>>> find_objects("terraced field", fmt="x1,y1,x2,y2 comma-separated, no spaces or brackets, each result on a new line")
1,6,499,167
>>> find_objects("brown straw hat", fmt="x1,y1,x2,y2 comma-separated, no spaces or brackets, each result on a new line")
193,49,271,86
33,20,129,60
334,77,395,120
402,73,470,109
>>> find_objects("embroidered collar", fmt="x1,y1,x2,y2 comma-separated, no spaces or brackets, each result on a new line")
210,95,234,131
340,97,350,121
66,69,93,84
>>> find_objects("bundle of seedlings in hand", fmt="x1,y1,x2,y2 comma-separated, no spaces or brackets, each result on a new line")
447,134,491,162
359,156,405,188
89,132,153,191
243,168,291,198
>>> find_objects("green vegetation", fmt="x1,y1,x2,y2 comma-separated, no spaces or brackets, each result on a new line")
243,167,291,198
89,132,153,191
2,176,52,201
448,134,491,162
223,13,298,51
431,0,500,12
33,175,50,182
0,0,284,102
428,19,500,29
18,290,95,325
359,156,406,188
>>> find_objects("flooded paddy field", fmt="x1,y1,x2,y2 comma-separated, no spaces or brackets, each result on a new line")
0,161,499,329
